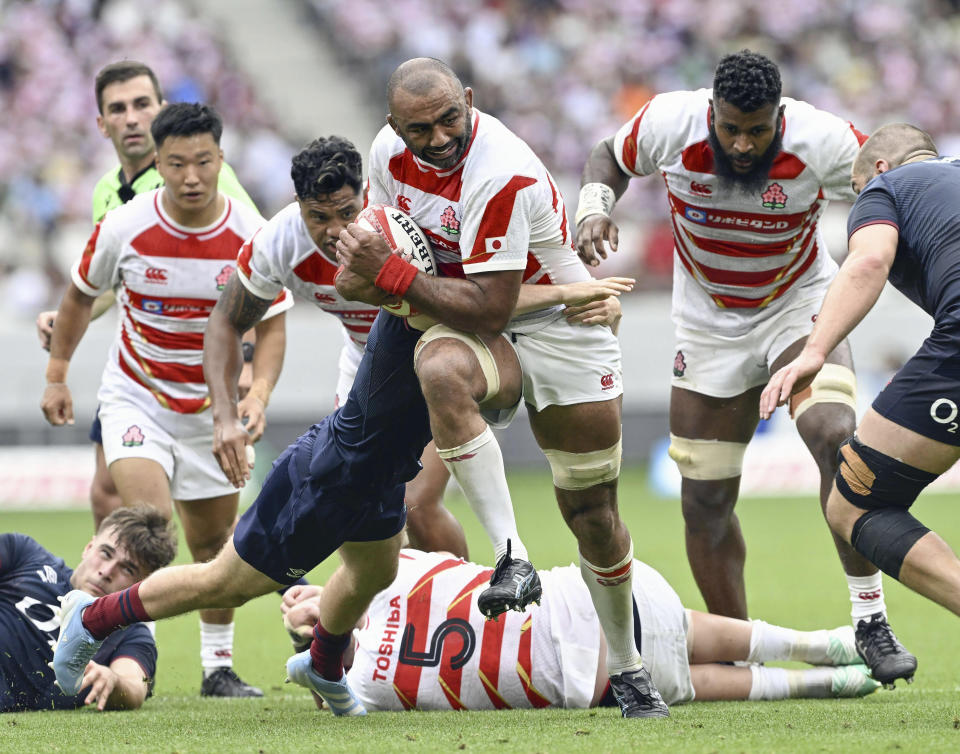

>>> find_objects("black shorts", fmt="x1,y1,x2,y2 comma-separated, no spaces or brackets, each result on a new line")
872,320,960,446
233,312,431,584
89,406,102,444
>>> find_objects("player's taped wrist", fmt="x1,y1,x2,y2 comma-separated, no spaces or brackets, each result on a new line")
575,183,617,226
374,254,418,296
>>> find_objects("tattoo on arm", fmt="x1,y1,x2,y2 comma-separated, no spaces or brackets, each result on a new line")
218,273,272,332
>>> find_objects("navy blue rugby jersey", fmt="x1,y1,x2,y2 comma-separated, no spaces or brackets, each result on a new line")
847,157,960,323
0,533,156,711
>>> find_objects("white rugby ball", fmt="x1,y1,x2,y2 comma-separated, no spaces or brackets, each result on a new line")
355,204,437,331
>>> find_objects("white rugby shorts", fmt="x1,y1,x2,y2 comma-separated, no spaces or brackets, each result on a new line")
671,295,823,398
98,385,234,501
483,314,623,429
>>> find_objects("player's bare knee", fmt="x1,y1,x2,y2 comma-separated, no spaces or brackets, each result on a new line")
798,413,856,474
833,436,935,579
680,483,738,530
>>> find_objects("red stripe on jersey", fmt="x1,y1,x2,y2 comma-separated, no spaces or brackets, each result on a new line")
521,254,552,285
438,571,490,710
388,152,464,202
121,325,204,383
668,192,810,234
77,223,103,289
620,101,651,174
711,240,819,308
292,251,338,286
340,322,374,335
682,229,796,258
130,224,246,261
392,558,463,710
126,290,217,319
325,308,379,322
849,123,869,146
681,140,715,174
768,151,807,180
465,176,538,264
116,349,209,413
516,616,550,708
437,261,467,279
128,316,204,350
423,227,460,255
236,230,261,279
474,571,511,710
849,219,899,237
545,173,568,246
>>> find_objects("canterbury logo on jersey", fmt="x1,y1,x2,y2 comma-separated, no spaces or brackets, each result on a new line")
144,267,168,283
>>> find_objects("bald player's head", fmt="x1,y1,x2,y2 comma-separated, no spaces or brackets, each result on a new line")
386,58,474,169
852,123,938,194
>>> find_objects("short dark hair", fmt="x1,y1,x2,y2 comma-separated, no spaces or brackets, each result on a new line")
151,102,223,150
291,136,363,201
713,50,781,112
95,60,163,114
97,506,178,574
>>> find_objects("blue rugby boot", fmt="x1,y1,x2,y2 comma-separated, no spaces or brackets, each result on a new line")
285,650,366,716
52,590,102,695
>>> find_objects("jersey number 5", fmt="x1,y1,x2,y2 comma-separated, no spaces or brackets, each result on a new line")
398,618,476,670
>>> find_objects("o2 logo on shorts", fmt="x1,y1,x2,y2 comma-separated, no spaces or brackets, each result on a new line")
929,398,958,433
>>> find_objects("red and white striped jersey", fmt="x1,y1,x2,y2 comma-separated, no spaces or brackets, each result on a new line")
366,109,589,331
72,189,291,414
236,202,380,355
349,550,575,711
614,89,866,335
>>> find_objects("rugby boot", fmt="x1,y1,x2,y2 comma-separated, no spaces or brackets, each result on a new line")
854,613,917,688
201,667,264,697
609,666,670,718
830,664,882,698
52,590,102,694
285,650,366,716
477,539,542,619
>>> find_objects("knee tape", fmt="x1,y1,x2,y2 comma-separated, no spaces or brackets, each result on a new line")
668,434,747,480
415,324,501,403
835,436,937,509
850,507,930,580
789,364,857,420
543,438,621,491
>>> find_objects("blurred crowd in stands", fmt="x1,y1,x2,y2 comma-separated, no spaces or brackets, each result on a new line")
0,0,292,314
5,0,960,314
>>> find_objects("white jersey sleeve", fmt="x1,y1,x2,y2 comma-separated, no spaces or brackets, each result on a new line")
71,219,122,296
459,174,539,274
365,133,394,208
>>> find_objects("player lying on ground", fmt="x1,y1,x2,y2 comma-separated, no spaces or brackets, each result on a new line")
761,125,960,679
280,548,879,712
49,288,629,717
1,507,176,712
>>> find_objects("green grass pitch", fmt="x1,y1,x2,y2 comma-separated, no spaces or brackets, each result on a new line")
4,467,960,752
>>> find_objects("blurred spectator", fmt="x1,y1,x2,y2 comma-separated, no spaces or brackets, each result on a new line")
0,0,295,313
305,0,960,283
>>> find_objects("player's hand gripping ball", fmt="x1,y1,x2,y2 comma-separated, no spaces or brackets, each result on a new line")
356,205,437,330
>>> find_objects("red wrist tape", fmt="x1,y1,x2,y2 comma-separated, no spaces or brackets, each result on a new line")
374,254,418,297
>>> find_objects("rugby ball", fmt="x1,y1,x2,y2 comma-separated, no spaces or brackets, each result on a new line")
355,204,437,331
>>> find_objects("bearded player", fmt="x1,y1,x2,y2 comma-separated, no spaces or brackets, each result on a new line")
575,49,915,686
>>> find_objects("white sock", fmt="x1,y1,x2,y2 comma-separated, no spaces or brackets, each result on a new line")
200,621,234,674
847,572,886,624
748,620,833,664
748,666,835,700
580,543,641,675
437,426,527,561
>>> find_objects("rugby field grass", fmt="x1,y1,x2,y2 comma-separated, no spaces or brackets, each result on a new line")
4,467,960,752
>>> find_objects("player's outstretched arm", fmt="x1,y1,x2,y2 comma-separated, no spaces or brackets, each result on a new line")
80,658,150,711
514,276,635,315
41,284,96,426
760,224,898,419
238,311,287,443
576,137,631,267
204,272,272,487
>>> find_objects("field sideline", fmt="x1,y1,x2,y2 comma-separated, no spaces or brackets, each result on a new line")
4,467,960,752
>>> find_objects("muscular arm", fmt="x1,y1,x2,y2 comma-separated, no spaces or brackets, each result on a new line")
580,137,632,197
513,276,634,315
41,284,97,425
760,223,897,417
203,272,273,486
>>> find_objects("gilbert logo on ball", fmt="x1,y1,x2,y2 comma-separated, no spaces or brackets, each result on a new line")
356,204,438,331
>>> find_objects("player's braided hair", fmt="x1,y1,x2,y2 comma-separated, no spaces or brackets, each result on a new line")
98,505,178,574
291,136,363,200
150,102,223,149
713,50,781,112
